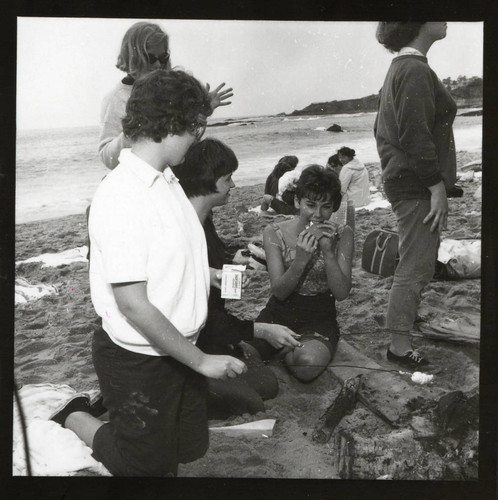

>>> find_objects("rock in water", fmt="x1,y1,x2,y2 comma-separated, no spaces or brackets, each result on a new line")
326,124,343,132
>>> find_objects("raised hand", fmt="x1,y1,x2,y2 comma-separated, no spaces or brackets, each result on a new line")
309,221,342,255
198,354,247,380
206,82,234,110
295,230,318,263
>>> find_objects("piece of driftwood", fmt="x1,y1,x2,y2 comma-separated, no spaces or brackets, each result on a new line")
329,339,444,424
312,375,361,444
413,323,479,345
356,392,399,429
334,429,447,480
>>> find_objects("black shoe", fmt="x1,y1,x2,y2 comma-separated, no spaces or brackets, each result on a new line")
89,394,108,418
387,348,429,369
49,394,91,427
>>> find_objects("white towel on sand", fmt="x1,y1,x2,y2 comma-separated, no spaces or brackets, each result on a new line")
15,278,59,304
13,383,109,476
16,246,89,268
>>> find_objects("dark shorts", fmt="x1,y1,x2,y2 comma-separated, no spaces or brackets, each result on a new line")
250,292,340,360
91,327,208,477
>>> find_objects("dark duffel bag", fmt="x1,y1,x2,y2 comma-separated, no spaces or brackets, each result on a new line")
361,229,400,277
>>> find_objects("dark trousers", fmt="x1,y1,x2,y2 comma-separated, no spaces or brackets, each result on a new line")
91,327,208,476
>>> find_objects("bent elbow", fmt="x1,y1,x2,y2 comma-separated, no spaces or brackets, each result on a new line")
334,285,352,302
271,286,290,302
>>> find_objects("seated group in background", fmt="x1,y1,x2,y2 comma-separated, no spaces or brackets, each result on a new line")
174,138,302,417
260,155,300,215
248,165,354,382
336,146,371,208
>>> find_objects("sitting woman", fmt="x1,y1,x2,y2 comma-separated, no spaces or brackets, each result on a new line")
337,146,371,208
261,155,299,214
174,138,302,418
326,153,342,177
248,165,354,381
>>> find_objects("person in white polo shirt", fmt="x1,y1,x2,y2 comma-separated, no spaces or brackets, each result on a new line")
50,69,246,477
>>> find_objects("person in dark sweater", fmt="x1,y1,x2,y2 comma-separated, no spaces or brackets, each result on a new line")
175,138,302,417
374,22,458,368
260,155,299,215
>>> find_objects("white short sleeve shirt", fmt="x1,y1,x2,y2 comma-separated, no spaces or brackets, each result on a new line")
89,149,210,356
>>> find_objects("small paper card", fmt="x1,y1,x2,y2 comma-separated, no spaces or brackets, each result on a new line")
221,264,246,299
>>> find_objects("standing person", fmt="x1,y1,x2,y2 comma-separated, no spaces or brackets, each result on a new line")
98,21,233,169
175,138,302,417
336,146,370,208
249,165,354,382
374,22,457,368
50,69,246,477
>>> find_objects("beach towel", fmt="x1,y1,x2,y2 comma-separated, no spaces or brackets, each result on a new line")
13,383,110,476
16,246,89,268
15,278,59,304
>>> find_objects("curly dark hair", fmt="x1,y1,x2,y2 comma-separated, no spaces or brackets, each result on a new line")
337,146,356,158
176,138,238,198
295,165,342,212
327,154,342,169
272,155,299,179
376,22,425,53
122,69,211,143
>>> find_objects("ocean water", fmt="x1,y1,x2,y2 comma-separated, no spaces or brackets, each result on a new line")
16,113,482,224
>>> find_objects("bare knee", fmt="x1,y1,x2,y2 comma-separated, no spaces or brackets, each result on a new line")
285,351,326,382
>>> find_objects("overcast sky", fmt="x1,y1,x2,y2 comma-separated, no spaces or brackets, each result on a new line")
17,18,483,130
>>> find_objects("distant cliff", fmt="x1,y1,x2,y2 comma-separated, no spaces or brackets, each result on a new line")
289,76,482,116
289,94,379,116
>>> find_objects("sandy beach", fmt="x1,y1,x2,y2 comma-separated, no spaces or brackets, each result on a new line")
14,150,481,479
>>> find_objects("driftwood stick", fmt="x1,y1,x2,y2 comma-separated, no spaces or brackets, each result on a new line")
356,392,399,428
312,375,362,444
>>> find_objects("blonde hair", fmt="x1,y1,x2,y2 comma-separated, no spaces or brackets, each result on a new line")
116,22,169,78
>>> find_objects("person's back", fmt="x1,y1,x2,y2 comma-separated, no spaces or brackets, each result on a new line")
339,157,370,208
98,80,133,169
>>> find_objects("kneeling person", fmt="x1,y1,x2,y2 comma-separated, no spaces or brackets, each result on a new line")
175,138,301,417
51,70,246,477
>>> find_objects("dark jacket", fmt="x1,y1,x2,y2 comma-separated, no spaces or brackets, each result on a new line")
374,54,457,202
195,214,254,355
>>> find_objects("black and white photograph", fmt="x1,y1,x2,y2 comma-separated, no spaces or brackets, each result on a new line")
11,15,491,488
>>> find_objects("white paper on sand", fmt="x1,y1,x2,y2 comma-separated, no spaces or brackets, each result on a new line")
355,192,391,211
209,419,276,437
16,246,89,268
13,383,109,476
15,277,59,304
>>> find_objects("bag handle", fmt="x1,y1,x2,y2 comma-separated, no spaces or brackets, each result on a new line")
375,233,391,252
